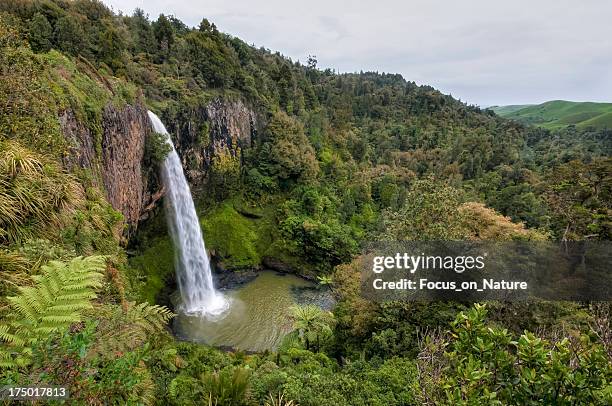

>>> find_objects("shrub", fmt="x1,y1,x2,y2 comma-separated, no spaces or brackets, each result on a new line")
145,131,172,164
438,304,612,405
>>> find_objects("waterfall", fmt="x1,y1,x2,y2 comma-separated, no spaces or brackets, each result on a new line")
148,111,230,317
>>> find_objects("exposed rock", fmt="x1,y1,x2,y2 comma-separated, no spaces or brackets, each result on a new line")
214,267,258,290
59,101,161,238
262,256,295,274
59,109,98,175
100,103,150,230
58,96,258,239
168,98,259,187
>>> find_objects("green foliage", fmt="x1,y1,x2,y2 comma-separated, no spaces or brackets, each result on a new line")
1,4,611,404
278,186,358,270
128,236,175,304
0,140,82,244
0,256,105,368
288,304,335,352
380,177,469,240
89,301,175,359
15,320,159,405
54,15,85,55
438,304,612,405
145,131,172,163
201,367,251,406
274,354,419,406
28,12,52,52
201,202,261,268
0,16,67,157
0,140,121,255
543,158,611,240
253,111,319,188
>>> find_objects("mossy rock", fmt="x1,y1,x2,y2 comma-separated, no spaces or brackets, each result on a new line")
200,202,261,269
232,200,264,219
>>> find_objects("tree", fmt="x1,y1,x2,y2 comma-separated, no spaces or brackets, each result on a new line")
198,18,218,35
380,178,469,240
53,15,85,55
129,8,156,54
98,21,125,72
257,111,319,187
306,55,317,69
289,305,335,351
28,13,52,52
543,158,612,240
153,14,174,60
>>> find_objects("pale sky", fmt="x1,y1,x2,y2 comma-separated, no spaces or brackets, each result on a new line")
103,0,612,107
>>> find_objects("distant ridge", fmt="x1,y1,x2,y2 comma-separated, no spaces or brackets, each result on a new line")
490,100,612,130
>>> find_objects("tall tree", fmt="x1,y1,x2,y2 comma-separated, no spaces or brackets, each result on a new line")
28,12,52,52
53,15,84,55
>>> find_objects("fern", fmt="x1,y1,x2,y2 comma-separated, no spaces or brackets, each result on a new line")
89,301,175,358
125,302,175,335
0,255,105,368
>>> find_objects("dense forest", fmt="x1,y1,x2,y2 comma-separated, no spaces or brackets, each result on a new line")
0,0,611,404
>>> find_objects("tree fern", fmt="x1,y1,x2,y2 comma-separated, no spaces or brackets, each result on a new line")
0,255,105,368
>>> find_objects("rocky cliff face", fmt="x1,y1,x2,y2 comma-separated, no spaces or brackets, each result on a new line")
59,97,258,238
60,101,157,237
167,98,258,187
100,103,151,229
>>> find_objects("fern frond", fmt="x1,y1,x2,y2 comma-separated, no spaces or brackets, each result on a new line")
126,302,175,334
0,255,105,368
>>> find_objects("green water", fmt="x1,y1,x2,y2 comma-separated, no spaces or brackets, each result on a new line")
173,271,328,352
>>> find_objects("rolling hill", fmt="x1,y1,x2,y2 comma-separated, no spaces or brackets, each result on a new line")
491,100,612,129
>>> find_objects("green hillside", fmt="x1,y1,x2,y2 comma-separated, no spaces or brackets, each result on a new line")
489,104,533,115
0,1,611,405
493,100,612,129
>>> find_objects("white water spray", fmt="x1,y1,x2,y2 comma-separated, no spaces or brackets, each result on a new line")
148,111,230,317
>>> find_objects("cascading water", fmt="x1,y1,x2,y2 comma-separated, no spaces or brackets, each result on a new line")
148,111,230,318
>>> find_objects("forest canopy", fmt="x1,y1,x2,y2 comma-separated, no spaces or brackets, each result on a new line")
0,1,610,404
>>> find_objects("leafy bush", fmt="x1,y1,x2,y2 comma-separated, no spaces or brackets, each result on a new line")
201,367,251,406
0,140,80,244
435,304,612,405
145,131,172,164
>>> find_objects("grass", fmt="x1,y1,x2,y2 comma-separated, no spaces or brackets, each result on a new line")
489,104,533,115
493,100,612,130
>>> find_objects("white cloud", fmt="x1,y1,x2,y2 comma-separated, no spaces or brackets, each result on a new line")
103,0,612,106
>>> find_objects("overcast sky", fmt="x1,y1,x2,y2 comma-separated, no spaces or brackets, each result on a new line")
103,0,612,107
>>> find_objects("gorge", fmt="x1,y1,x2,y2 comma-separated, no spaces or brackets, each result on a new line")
0,1,609,404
